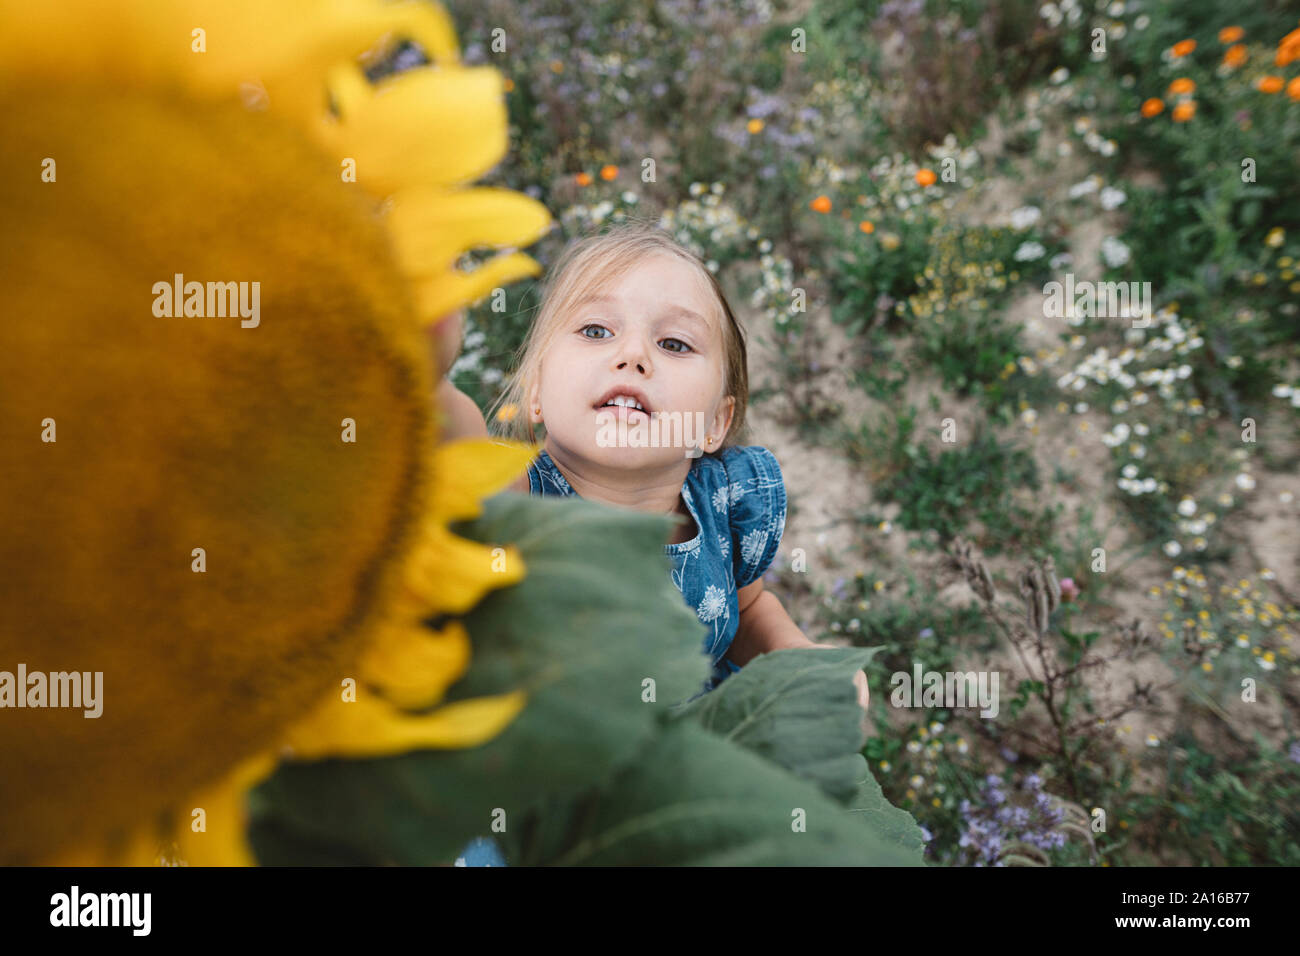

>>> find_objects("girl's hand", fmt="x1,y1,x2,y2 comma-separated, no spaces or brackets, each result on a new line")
810,642,871,722
426,308,491,443
850,668,870,711
427,308,467,382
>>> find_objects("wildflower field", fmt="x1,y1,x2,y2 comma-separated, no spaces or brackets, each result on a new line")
3,0,1297,874
440,0,1300,866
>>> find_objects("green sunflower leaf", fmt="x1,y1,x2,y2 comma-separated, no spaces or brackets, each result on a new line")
497,716,925,866
847,764,929,859
670,645,882,803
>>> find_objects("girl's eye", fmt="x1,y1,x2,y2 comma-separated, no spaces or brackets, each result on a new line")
578,324,693,354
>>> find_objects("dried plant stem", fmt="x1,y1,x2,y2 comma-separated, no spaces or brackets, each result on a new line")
980,596,1084,800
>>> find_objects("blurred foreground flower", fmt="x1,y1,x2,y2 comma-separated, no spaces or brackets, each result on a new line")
0,0,551,864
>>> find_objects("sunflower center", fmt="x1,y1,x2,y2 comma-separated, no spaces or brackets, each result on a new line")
0,84,434,862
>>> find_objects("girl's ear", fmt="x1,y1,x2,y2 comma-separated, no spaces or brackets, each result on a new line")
709,395,735,446
526,381,541,423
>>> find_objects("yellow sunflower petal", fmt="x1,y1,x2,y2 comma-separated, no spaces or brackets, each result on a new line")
359,620,471,710
413,252,546,322
324,66,510,194
429,438,541,519
185,0,465,92
388,186,554,280
172,753,279,866
283,687,528,759
408,529,527,614
0,1,461,98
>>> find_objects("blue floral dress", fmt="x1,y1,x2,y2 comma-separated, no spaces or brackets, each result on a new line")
526,444,788,693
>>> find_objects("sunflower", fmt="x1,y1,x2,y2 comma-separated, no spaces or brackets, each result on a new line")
0,0,551,864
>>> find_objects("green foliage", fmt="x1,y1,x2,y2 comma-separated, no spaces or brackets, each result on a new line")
502,718,923,865
674,646,884,803
829,227,932,338
1127,735,1300,866
914,310,1023,404
849,409,1053,554
249,493,924,865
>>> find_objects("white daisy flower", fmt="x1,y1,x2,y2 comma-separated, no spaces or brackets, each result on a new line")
1014,241,1046,261
1010,205,1042,230
1068,178,1099,199
1101,236,1131,267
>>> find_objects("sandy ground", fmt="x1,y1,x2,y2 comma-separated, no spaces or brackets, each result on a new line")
735,90,1299,809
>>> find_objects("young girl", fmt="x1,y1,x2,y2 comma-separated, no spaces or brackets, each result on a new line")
485,222,870,708
448,223,868,866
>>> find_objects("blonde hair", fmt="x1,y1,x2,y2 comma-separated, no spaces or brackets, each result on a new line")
487,219,751,453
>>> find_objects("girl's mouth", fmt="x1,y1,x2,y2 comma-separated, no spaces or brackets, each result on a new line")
595,403,651,422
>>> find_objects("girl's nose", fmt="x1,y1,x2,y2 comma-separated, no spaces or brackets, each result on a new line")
613,334,652,374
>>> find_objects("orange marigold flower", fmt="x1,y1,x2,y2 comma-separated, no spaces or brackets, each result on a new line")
1168,77,1196,96
1171,39,1197,58
810,195,832,214
1257,75,1284,94
503,77,515,93
575,171,592,187
1172,101,1197,122
1278,29,1300,66
599,164,618,181
1223,44,1248,68
859,220,875,233
1218,26,1244,44
915,168,936,187
1287,76,1300,101
1141,97,1165,117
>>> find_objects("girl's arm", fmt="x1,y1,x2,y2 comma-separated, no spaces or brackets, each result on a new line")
433,380,530,495
435,378,489,442
729,581,870,709
728,580,815,665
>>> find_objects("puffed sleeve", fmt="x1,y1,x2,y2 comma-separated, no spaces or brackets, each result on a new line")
713,445,787,590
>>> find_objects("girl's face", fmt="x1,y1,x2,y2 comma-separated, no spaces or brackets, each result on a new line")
529,254,735,471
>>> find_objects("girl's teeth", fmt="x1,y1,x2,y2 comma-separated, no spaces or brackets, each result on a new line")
606,396,644,410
